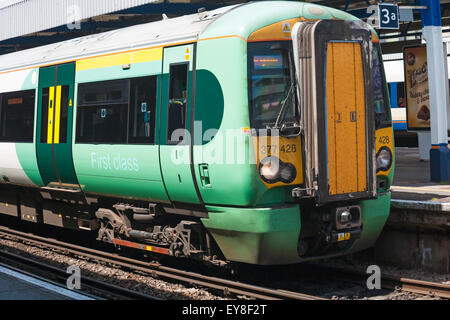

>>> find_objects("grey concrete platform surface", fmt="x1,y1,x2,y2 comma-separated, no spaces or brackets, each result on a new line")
0,264,94,300
392,147,450,201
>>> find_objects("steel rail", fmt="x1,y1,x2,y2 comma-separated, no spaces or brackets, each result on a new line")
0,248,160,300
382,275,450,299
0,226,326,300
308,264,450,299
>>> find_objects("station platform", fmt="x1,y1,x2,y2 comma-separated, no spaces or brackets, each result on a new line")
367,147,450,274
391,147,450,201
0,263,94,300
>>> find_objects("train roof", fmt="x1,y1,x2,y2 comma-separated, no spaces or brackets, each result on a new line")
0,1,359,73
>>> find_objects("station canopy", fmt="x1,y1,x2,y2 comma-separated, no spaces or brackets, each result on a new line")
0,0,450,55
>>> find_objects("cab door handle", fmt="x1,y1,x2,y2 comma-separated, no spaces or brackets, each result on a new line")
199,164,211,188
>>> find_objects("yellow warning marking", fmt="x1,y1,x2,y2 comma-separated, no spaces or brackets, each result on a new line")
240,127,250,134
338,233,351,242
146,246,153,252
282,23,292,39
185,47,190,61
54,86,62,144
47,86,55,144
76,47,163,71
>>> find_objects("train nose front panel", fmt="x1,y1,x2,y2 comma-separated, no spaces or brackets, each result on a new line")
292,19,376,203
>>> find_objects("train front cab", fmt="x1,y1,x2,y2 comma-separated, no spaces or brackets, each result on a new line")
202,18,393,265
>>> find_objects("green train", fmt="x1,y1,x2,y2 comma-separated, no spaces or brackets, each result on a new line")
0,1,394,265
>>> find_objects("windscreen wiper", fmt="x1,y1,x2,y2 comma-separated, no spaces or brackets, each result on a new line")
273,82,295,129
271,50,302,137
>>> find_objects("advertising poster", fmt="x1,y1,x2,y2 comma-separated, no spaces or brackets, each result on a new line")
403,45,430,130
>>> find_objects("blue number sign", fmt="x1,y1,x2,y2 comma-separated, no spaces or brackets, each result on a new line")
378,3,399,29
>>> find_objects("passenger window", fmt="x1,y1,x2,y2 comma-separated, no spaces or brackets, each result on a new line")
76,80,129,144
59,85,70,143
372,45,391,128
397,82,405,108
167,63,188,143
40,88,49,143
0,89,35,143
129,76,157,144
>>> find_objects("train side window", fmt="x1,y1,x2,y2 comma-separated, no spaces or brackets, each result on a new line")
40,88,49,143
59,85,69,143
0,89,35,143
76,79,129,144
167,63,188,144
397,82,405,108
129,76,157,144
372,45,391,128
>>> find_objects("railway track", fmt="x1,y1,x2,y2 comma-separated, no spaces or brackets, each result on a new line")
0,247,160,300
0,226,325,300
308,264,450,299
1,225,448,300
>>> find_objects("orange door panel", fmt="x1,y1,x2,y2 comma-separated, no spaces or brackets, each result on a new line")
326,42,367,195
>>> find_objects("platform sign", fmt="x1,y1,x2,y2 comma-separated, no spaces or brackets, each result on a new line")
403,45,430,131
378,3,399,29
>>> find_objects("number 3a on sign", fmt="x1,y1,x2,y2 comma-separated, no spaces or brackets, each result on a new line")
380,4,399,28
366,4,399,30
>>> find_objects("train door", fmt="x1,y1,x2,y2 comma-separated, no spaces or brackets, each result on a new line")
325,41,368,195
159,44,201,205
36,63,79,187
293,20,376,203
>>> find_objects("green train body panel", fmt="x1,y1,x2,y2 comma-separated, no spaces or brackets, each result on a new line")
16,68,45,187
15,143,44,186
159,44,200,204
348,192,391,253
193,37,258,206
202,193,391,265
72,144,169,201
202,204,302,265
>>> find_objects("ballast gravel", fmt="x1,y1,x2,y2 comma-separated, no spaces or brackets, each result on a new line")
0,235,228,300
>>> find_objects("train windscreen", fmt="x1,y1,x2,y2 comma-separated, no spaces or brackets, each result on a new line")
372,44,391,129
248,41,299,129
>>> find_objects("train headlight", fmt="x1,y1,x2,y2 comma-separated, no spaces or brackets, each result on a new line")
280,163,297,184
338,210,352,224
259,157,297,184
376,147,392,172
259,156,280,183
